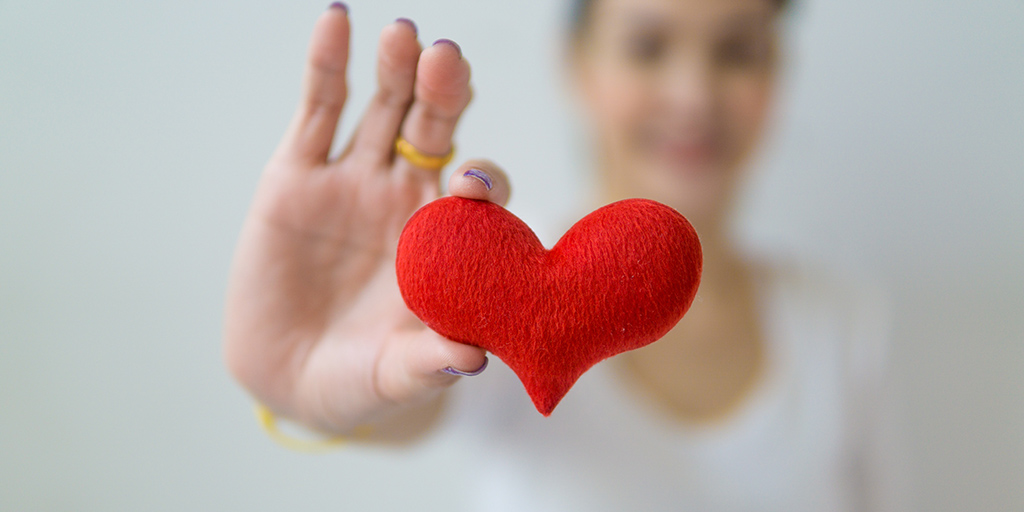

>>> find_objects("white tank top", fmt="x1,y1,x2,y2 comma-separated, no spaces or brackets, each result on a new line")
435,260,909,511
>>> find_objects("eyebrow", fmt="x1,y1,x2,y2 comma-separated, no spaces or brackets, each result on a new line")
617,9,773,38
721,13,775,32
621,13,674,33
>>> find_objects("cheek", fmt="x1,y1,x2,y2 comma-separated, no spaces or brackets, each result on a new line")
584,65,653,147
721,73,775,157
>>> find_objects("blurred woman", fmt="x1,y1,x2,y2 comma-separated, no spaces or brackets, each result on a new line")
224,0,906,509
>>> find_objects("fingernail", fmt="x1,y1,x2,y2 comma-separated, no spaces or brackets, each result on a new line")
328,2,348,13
395,18,417,35
441,357,488,377
433,38,462,58
463,168,493,190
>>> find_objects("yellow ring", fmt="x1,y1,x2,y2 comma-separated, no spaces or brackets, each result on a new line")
255,404,354,453
394,137,455,171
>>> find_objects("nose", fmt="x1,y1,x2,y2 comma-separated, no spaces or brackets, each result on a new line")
660,51,717,125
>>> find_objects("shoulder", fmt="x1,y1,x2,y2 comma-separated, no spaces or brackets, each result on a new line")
755,253,893,385
766,256,888,318
763,255,890,337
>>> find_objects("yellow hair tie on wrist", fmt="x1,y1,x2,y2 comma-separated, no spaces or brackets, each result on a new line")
255,404,360,453
394,137,455,171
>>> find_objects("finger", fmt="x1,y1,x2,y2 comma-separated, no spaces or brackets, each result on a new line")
447,159,512,206
377,330,488,403
277,4,351,165
392,39,472,181
345,18,421,168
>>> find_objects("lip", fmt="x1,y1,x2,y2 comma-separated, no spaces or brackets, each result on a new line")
651,138,719,168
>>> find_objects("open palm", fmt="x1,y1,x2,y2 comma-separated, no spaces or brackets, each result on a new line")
224,7,509,436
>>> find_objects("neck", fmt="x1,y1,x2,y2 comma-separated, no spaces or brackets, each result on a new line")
691,228,750,300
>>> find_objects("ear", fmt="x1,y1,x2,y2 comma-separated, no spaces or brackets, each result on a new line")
561,36,598,120
562,35,587,93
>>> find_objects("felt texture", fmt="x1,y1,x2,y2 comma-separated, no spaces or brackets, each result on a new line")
396,197,703,415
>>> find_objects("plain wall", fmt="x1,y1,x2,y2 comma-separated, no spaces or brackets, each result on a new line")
1,0,1021,510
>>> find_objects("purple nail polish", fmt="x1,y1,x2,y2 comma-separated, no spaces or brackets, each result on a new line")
395,17,417,35
433,38,462,58
464,168,493,190
328,2,348,13
441,357,488,377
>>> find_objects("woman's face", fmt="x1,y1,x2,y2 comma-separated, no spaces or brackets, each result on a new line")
573,0,780,228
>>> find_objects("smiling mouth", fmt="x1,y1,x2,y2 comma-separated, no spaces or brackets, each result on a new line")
649,137,720,170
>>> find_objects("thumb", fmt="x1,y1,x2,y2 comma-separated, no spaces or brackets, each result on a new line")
376,328,488,403
447,159,511,206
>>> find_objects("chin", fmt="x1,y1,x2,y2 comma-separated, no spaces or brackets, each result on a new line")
660,192,724,230
642,161,733,223
621,177,725,232
604,149,740,230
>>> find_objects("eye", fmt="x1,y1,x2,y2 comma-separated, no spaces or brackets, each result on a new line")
717,36,771,68
624,32,667,65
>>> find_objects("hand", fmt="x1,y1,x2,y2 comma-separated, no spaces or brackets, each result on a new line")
224,6,511,437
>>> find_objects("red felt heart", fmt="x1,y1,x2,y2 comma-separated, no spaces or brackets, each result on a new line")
396,197,702,415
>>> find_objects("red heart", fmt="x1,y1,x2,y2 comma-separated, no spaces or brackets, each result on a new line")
396,197,702,415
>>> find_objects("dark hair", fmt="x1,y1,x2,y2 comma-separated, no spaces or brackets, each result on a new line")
570,0,789,37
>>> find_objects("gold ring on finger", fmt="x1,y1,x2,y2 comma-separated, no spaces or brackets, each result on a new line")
394,137,455,171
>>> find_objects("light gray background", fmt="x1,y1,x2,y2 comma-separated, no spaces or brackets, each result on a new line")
1,0,1021,510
